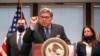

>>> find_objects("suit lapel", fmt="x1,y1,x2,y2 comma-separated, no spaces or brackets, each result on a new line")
51,24,57,37
51,24,55,37
91,46,94,56
12,33,19,51
36,23,46,40
83,45,86,56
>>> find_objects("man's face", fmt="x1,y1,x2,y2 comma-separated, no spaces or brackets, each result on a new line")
16,19,27,30
39,12,52,28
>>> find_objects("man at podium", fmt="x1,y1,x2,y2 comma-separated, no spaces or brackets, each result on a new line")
23,7,71,44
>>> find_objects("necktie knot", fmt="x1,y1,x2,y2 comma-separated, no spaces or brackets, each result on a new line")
46,28,49,31
19,33,22,36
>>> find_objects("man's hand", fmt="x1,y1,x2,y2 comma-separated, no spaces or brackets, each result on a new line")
30,16,38,28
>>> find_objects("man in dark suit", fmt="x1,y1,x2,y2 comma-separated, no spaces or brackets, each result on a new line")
6,19,32,56
23,7,71,44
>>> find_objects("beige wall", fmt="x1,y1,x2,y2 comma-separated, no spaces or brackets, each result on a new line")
0,0,100,3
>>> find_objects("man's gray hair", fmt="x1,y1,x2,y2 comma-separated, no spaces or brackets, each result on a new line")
39,7,53,17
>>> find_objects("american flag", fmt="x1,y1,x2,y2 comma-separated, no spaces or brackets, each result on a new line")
0,3,24,56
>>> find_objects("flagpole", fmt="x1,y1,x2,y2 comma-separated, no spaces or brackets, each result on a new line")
18,0,23,19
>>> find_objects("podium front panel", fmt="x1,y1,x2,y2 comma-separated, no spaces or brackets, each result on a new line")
32,38,76,56
32,43,42,56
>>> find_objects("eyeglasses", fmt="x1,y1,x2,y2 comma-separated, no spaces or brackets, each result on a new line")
40,16,51,19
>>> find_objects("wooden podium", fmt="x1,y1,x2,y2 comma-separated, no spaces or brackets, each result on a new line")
32,43,42,56
32,38,76,56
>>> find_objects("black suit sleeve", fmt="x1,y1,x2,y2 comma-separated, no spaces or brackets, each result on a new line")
76,42,84,56
60,26,71,44
76,42,80,56
23,28,34,43
6,36,11,56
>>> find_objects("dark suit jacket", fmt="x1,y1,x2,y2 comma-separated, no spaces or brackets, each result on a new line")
6,32,32,56
23,23,71,44
76,41,100,56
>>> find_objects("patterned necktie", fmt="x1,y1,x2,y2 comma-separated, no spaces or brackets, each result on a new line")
18,34,22,50
45,28,50,38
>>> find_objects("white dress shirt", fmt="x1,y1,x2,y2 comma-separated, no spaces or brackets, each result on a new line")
83,42,92,56
16,31,25,45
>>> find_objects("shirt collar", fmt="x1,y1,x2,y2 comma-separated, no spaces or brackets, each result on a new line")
44,24,51,29
17,31,26,36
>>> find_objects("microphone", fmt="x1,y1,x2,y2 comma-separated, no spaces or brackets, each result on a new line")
56,35,60,38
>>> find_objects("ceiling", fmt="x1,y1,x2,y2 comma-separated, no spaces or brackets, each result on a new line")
0,0,100,3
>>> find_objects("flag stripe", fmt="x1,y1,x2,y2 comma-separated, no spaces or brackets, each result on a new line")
2,42,6,54
0,38,7,56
